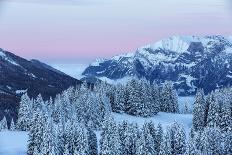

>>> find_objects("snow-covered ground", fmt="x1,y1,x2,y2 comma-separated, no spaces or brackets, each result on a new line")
0,131,28,155
113,112,193,136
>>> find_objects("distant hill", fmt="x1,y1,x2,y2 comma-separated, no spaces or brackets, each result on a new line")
0,48,81,122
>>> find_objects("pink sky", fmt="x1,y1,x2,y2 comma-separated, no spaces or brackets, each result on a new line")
0,0,232,63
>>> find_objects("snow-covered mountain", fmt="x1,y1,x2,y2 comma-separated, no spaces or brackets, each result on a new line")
0,49,81,122
83,35,232,95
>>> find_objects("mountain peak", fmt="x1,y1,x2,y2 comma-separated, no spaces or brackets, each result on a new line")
83,35,232,95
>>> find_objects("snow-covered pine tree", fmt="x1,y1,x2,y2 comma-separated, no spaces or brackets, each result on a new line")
203,95,211,127
40,118,57,155
52,94,62,123
192,89,205,131
118,121,129,154
127,79,143,116
206,95,220,128
220,104,231,133
87,127,98,155
140,80,151,117
124,125,134,155
142,122,157,155
193,131,203,152
0,116,8,130
147,121,163,154
224,132,232,154
73,125,89,155
185,139,198,155
27,109,45,155
142,79,160,116
114,84,126,113
183,102,190,114
201,128,222,155
135,132,144,155
17,93,33,131
100,116,121,155
10,118,15,131
159,133,172,155
161,81,179,113
164,122,187,155
130,123,140,155
63,144,70,155
33,94,44,111
173,124,186,154
156,123,163,153
56,123,66,155
151,84,161,114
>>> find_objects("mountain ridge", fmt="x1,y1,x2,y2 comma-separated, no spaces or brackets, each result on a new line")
0,48,81,122
83,35,232,95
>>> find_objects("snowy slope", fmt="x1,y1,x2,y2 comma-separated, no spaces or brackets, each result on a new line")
113,112,192,136
0,131,28,155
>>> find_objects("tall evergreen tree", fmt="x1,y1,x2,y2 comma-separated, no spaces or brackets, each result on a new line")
192,89,205,131
17,93,33,131
202,128,222,155
185,139,198,155
161,81,179,113
10,118,15,131
220,104,231,133
100,116,121,155
142,123,157,155
87,128,98,155
156,123,163,153
27,110,44,155
159,134,171,155
207,95,220,128
224,132,232,155
0,116,8,130
127,79,143,116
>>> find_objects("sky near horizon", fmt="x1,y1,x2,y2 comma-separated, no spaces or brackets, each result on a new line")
0,0,232,63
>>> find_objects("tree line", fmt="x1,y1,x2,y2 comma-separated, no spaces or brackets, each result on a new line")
14,80,231,154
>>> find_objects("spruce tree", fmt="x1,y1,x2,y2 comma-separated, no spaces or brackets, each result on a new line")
142,123,156,155
127,79,143,116
0,116,8,130
185,139,198,155
156,123,163,153
202,128,222,155
207,95,220,128
87,127,98,155
192,89,205,131
161,81,179,113
100,116,121,155
17,93,33,131
114,84,126,112
10,118,15,131
220,105,231,133
27,109,44,155
224,132,232,154
159,134,171,155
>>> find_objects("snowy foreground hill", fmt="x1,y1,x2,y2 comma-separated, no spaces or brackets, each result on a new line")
0,112,192,155
83,35,232,95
